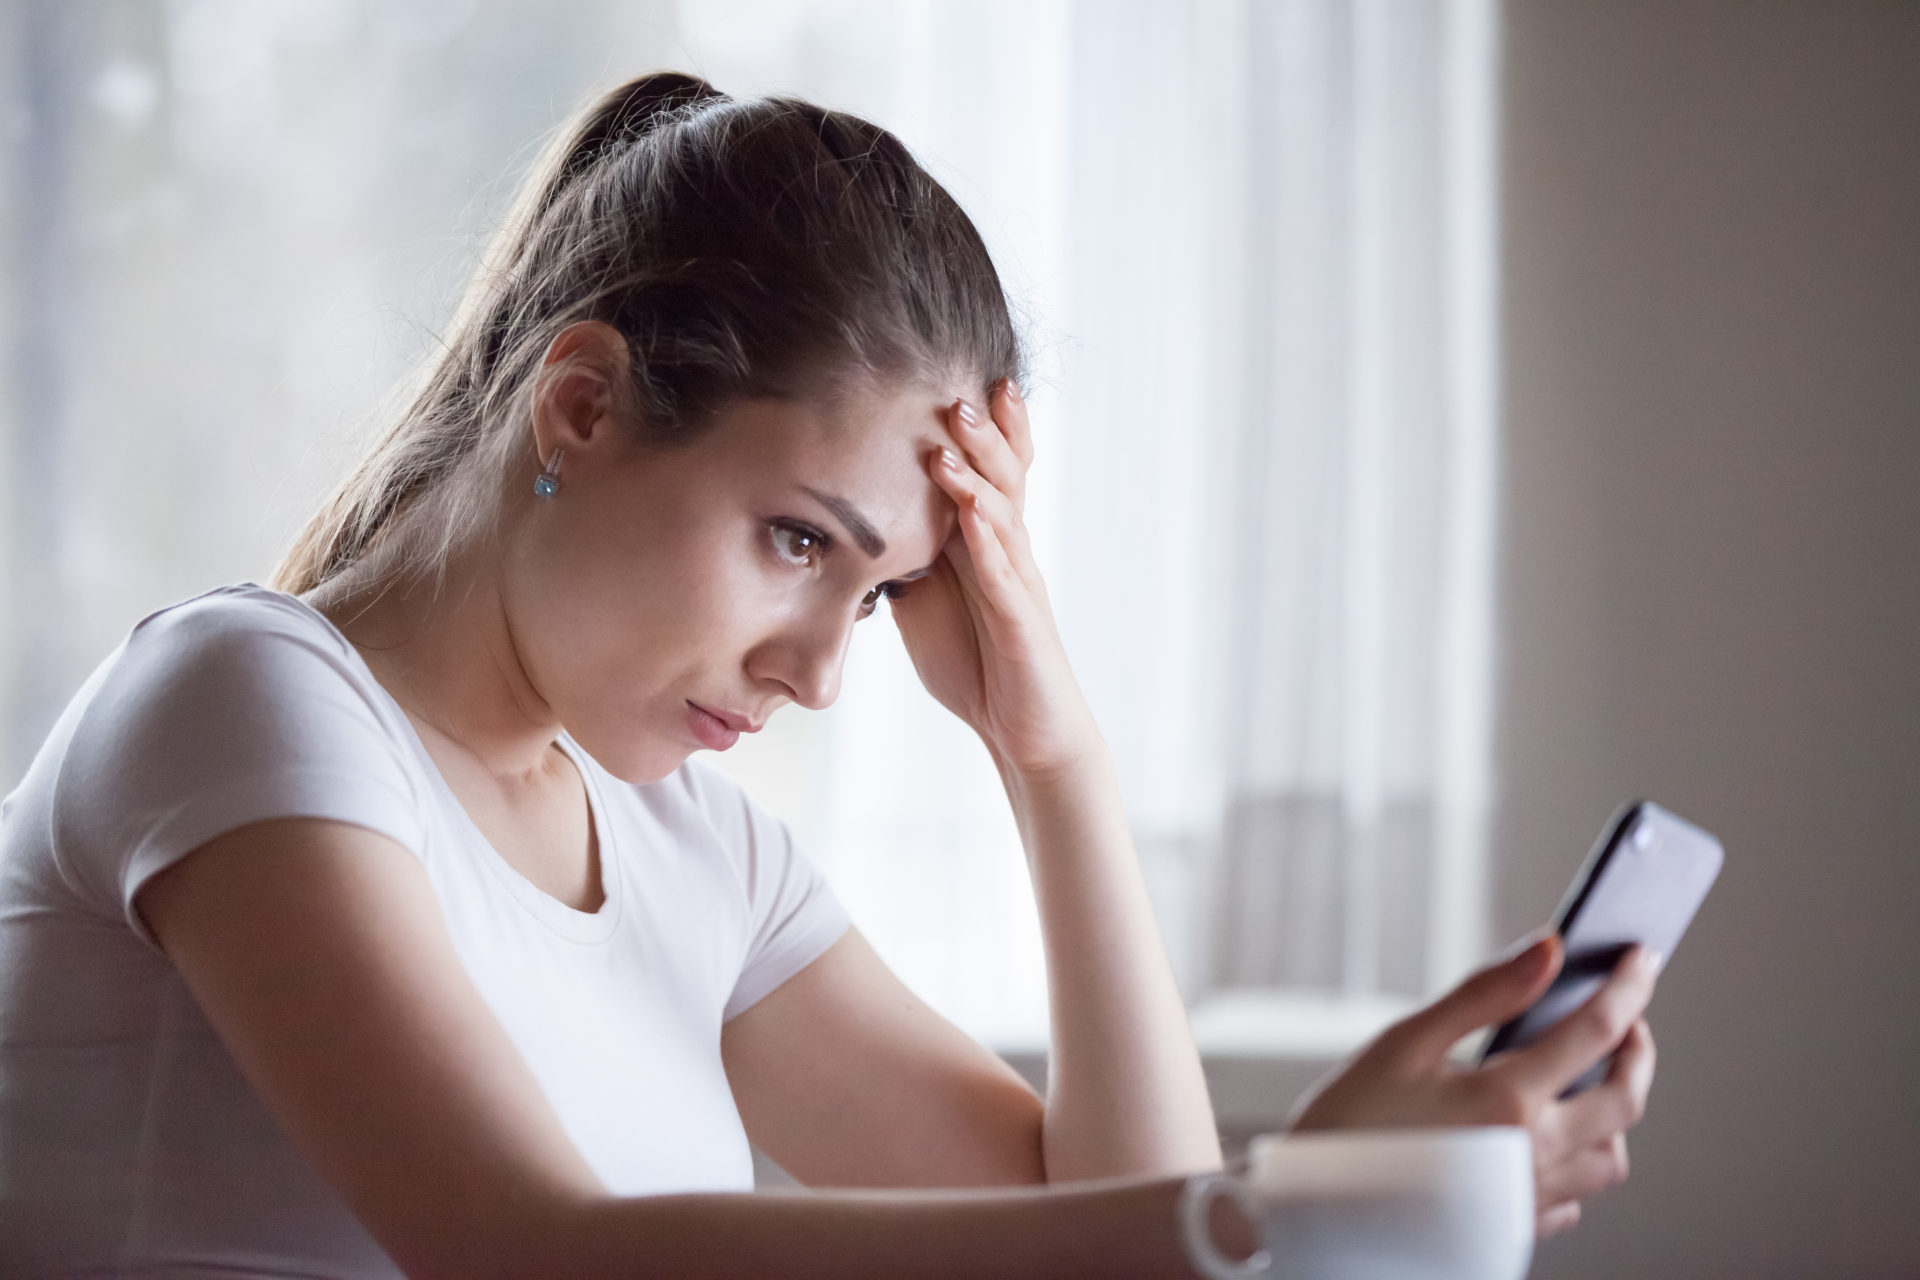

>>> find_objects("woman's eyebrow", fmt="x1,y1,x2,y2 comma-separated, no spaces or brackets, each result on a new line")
801,487,886,558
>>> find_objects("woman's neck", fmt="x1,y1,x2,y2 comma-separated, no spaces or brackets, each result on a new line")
305,545,564,787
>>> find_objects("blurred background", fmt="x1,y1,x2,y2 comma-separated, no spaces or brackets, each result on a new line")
1,1,1915,1275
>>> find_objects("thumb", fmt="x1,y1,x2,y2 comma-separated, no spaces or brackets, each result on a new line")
1391,933,1561,1064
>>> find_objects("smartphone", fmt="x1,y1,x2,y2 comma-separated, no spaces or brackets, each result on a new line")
1479,799,1723,1096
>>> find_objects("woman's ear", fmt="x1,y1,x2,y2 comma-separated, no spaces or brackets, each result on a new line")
530,320,636,460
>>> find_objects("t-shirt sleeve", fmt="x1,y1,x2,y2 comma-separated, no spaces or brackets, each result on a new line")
683,764,852,1023
50,596,427,948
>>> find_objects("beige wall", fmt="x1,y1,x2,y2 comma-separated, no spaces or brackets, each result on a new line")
1497,2,1920,1275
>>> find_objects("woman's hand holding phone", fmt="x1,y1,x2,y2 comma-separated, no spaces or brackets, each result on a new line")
891,380,1101,779
1287,936,1662,1239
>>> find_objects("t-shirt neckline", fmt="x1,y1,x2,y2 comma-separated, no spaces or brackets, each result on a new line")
241,581,624,945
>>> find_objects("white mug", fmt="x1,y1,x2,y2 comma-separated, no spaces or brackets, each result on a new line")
1178,1126,1535,1280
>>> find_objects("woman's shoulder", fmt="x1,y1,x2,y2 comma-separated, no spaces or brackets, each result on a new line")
122,579,362,665
83,576,412,757
86,579,402,729
26,581,427,938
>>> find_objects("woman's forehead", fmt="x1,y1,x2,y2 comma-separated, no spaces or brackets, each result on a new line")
724,382,966,469
714,384,966,554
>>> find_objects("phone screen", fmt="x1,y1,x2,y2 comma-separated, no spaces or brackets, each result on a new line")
1480,800,1723,1095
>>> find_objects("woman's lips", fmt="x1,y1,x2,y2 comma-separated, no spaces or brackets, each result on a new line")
685,701,740,751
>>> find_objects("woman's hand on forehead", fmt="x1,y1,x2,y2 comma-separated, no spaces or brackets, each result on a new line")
889,378,1097,778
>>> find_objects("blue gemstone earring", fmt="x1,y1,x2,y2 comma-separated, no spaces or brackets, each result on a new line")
534,447,564,498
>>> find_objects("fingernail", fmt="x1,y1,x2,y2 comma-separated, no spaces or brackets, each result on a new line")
938,446,961,470
955,400,977,428
1003,377,1022,403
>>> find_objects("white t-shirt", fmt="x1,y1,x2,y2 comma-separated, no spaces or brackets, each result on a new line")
0,582,851,1277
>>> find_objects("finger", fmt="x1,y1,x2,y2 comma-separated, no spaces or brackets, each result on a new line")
993,377,1035,470
930,444,1041,591
953,492,1031,648
934,450,1031,641
918,473,994,633
1381,934,1561,1065
1539,1133,1630,1205
952,398,1027,515
1551,1018,1656,1152
1535,1199,1582,1239
1495,946,1659,1097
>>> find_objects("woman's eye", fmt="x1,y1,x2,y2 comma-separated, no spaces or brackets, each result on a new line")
856,581,908,621
769,523,823,568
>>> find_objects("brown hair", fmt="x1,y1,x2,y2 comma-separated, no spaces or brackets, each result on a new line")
269,70,1022,599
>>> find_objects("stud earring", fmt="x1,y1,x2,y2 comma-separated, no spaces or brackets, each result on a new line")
534,447,564,498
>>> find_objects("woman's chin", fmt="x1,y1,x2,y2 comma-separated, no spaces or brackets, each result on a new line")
572,731,695,787
632,747,698,785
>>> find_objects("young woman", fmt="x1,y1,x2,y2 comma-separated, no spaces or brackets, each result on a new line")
0,72,1658,1277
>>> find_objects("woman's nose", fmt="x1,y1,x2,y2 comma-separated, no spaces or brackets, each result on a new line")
748,607,855,711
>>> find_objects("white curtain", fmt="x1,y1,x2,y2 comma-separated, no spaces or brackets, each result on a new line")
1059,0,1502,1006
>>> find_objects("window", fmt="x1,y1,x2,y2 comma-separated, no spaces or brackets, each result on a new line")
0,0,1498,1060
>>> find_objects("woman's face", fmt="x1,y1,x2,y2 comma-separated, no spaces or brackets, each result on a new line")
505,365,967,784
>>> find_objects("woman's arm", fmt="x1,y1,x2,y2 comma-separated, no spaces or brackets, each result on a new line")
718,749,1219,1190
556,1176,1206,1279
139,816,1222,1280
884,380,1222,1183
995,740,1222,1180
721,927,1050,1187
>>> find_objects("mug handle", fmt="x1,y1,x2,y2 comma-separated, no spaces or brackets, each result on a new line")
1177,1171,1273,1279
